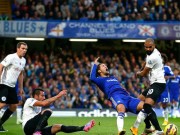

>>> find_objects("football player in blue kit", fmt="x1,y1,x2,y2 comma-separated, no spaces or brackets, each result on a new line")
157,54,174,126
168,68,180,118
90,57,146,135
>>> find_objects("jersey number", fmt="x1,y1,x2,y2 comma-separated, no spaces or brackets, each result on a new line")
163,98,169,103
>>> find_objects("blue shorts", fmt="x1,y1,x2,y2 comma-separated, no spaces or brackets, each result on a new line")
110,92,141,114
157,86,169,103
169,89,179,102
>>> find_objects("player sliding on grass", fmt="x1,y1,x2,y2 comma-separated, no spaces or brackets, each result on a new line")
22,88,95,135
90,57,151,135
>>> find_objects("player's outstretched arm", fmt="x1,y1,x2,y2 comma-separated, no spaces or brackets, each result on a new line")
34,90,67,107
94,57,100,65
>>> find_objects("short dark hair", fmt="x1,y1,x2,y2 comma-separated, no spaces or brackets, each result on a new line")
32,88,44,97
96,63,102,77
145,38,155,45
17,42,27,48
161,53,168,64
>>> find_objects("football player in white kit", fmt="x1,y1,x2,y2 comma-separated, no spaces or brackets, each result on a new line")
130,38,166,135
23,88,95,135
0,42,28,132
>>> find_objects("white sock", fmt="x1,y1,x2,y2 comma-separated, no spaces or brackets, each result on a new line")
173,103,178,110
164,108,168,121
16,107,22,120
117,112,125,132
173,103,178,116
133,110,147,128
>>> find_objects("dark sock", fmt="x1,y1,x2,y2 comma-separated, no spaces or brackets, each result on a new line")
60,125,84,133
143,103,162,131
144,116,151,129
35,110,52,131
0,109,13,126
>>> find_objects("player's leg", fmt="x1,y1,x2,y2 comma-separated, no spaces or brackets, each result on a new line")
40,120,95,135
116,104,126,135
0,107,6,118
171,89,180,118
143,83,165,134
15,82,23,124
33,109,52,134
0,103,8,132
158,87,169,126
129,98,152,135
16,99,23,124
110,94,126,135
0,85,18,132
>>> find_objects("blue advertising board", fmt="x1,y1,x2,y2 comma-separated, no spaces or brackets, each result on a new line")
0,21,179,39
0,21,47,37
47,22,156,39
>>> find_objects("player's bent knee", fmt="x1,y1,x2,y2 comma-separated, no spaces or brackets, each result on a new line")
9,104,18,111
41,109,52,117
41,109,52,114
52,124,62,133
137,101,144,111
143,103,152,114
116,104,126,112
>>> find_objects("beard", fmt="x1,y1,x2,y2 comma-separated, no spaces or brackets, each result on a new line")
146,50,153,55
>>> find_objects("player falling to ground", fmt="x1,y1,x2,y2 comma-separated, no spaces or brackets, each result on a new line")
168,68,180,118
130,38,166,135
157,53,174,126
22,88,95,135
0,42,28,132
90,57,149,135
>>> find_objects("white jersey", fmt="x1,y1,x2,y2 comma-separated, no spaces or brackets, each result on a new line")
22,98,42,128
145,48,166,84
0,53,26,87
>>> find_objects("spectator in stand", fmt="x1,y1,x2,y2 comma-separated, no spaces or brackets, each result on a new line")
112,12,122,21
87,6,95,20
36,1,45,17
8,0,179,21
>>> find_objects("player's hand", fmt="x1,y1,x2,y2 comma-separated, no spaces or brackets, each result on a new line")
57,89,67,98
94,57,100,65
19,89,24,96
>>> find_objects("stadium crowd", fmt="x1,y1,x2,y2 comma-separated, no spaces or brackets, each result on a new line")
0,44,179,110
8,0,180,21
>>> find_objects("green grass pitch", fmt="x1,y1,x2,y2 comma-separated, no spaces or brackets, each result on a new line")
2,116,180,135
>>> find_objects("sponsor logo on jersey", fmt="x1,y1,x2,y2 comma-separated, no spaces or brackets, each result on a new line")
107,79,118,82
147,89,154,95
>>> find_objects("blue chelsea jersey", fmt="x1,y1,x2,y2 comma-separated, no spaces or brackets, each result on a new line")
168,75,180,91
90,64,129,99
164,65,174,77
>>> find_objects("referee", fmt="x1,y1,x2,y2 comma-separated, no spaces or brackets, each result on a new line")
0,42,28,132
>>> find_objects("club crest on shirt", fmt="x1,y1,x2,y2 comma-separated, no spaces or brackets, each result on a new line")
148,60,152,65
147,89,154,95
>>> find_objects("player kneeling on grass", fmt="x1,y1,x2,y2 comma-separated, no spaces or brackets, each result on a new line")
22,88,95,135
90,57,152,135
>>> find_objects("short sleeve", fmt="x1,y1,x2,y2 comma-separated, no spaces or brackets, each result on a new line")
28,98,38,107
1,55,13,67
